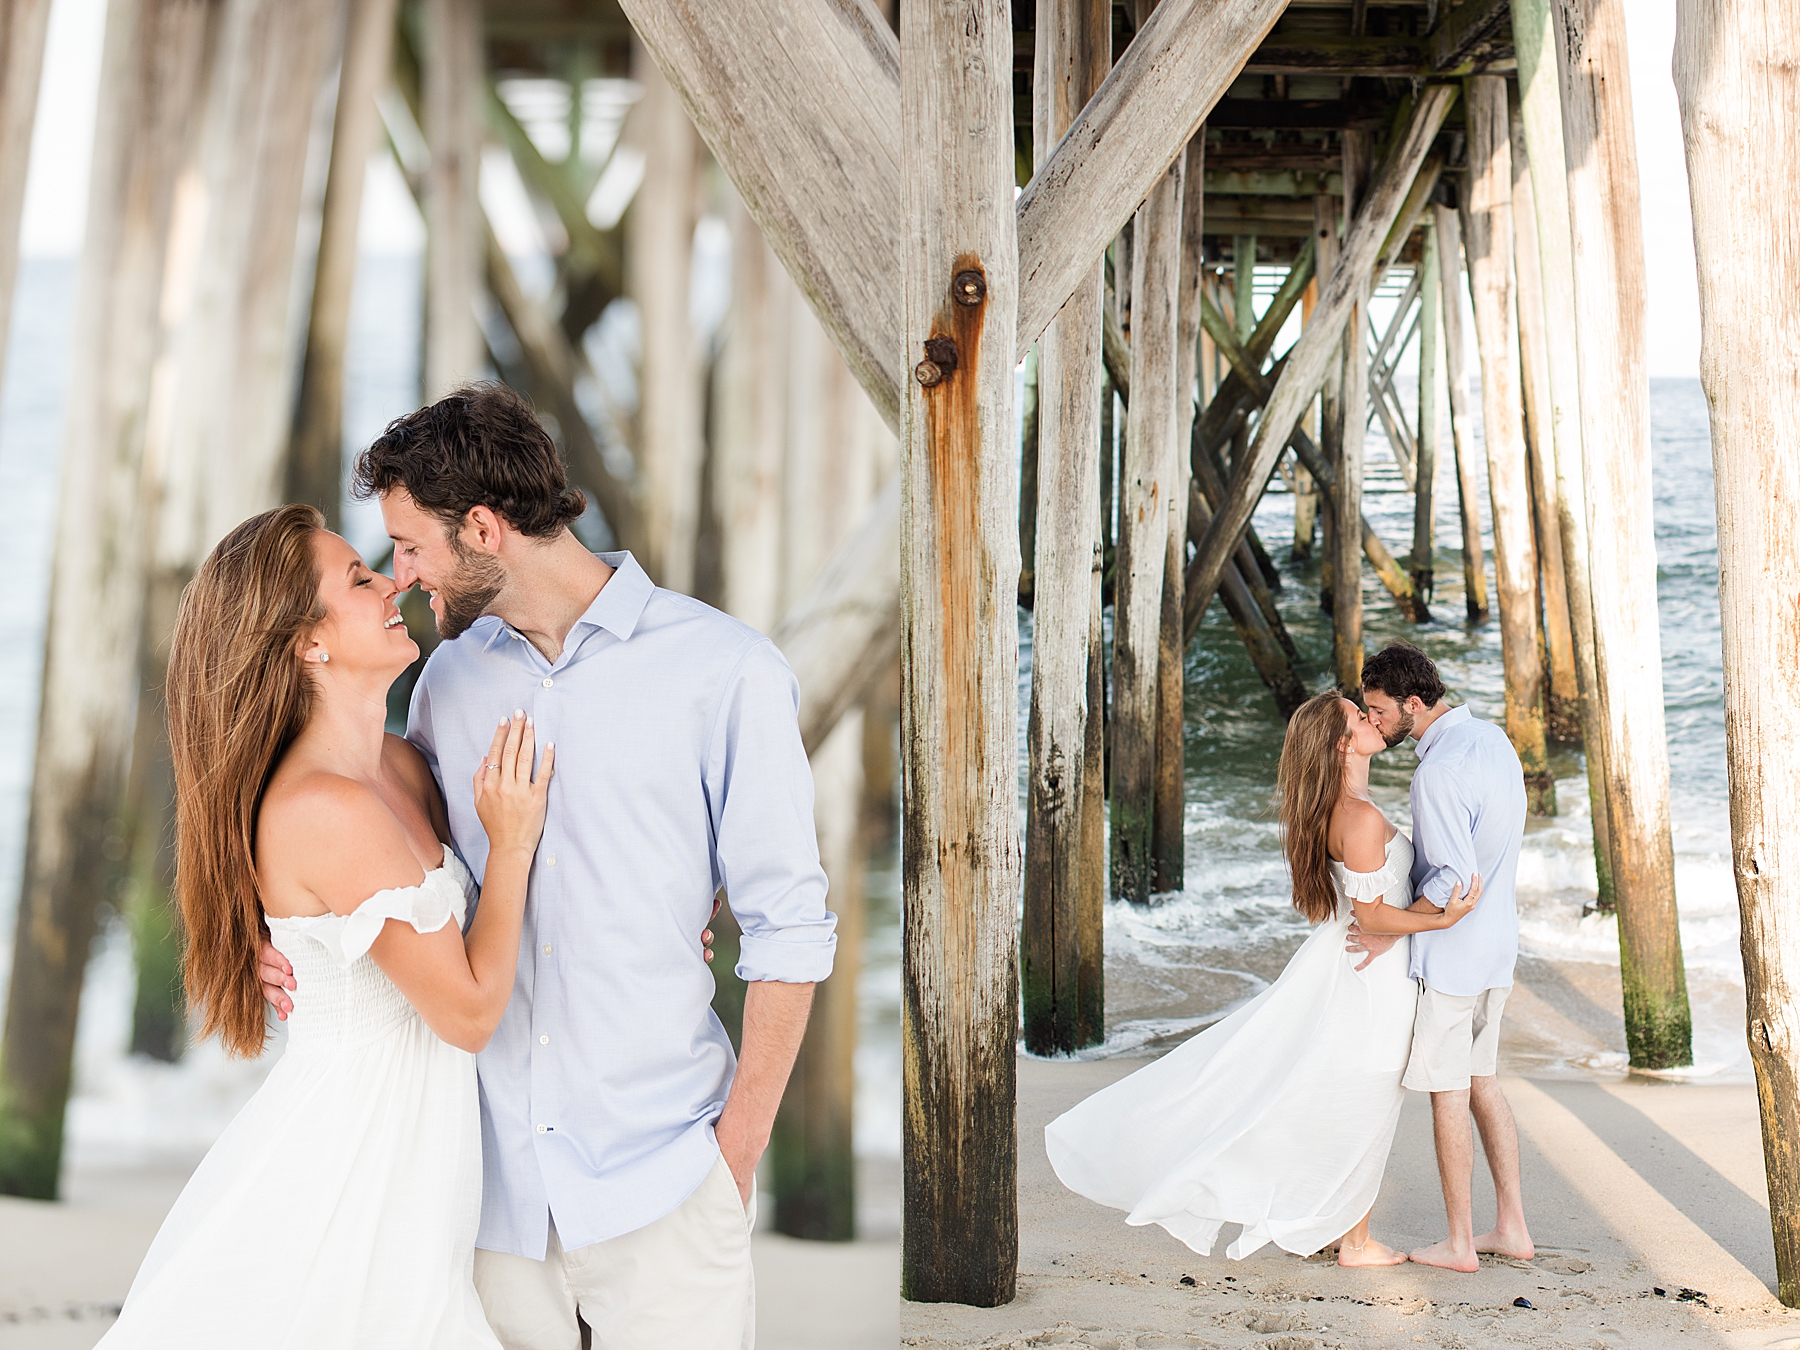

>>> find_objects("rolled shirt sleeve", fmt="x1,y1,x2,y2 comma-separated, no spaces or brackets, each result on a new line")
1411,763,1480,907
704,638,837,984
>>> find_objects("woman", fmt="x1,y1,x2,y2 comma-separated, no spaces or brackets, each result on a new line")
1045,689,1480,1267
99,504,552,1347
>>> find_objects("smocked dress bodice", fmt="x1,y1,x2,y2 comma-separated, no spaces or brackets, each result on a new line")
266,851,476,1054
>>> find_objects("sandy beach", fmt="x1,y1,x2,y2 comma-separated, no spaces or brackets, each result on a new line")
903,1050,1798,1350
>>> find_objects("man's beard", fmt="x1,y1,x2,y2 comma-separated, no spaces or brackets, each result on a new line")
1381,708,1415,749
433,537,506,640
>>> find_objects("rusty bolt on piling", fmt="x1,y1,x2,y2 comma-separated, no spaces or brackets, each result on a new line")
951,269,987,306
914,335,959,387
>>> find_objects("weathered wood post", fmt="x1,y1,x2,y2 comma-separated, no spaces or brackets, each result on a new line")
627,39,703,591
0,0,52,393
714,194,790,628
1112,113,1184,905
1333,130,1371,693
1156,132,1203,894
1314,192,1341,618
1412,221,1441,601
1433,202,1490,623
899,0,1019,1306
288,0,401,526
1674,0,1800,1302
1512,0,1615,904
1022,0,1108,1055
772,306,883,1243
1552,0,1691,1068
1507,100,1580,744
1462,76,1554,815
0,0,214,1198
423,0,483,398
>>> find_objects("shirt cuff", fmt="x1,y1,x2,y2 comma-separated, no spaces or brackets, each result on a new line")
1419,865,1459,905
735,931,837,984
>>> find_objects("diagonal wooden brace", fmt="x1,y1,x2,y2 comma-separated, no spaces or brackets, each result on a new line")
1182,84,1457,638
1193,290,1429,625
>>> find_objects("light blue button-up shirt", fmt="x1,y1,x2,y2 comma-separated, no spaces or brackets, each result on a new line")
407,552,836,1259
1406,704,1526,997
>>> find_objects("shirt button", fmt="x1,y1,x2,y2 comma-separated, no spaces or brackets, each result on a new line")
542,944,552,955
536,1124,548,1134
546,855,557,867
541,677,554,688
539,1034,550,1045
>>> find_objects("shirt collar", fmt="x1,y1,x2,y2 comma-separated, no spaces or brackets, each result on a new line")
1414,702,1470,761
481,551,655,651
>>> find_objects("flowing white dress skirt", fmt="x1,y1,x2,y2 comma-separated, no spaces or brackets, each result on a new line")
1046,831,1420,1259
98,855,501,1349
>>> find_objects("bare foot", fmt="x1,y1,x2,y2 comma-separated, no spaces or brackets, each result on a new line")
1409,1237,1480,1272
1337,1236,1409,1267
1474,1227,1535,1261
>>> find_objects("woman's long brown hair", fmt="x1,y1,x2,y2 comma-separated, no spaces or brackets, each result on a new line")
167,504,326,1057
1277,689,1351,925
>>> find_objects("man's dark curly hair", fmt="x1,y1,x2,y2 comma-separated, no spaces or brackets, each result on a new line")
351,382,586,539
1360,641,1447,708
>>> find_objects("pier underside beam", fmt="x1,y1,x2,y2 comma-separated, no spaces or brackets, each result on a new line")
1675,0,1800,1304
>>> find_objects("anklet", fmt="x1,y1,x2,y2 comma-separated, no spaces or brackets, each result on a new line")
1341,1237,1370,1253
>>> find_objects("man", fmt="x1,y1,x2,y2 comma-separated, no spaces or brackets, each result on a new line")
261,383,835,1347
1353,641,1534,1271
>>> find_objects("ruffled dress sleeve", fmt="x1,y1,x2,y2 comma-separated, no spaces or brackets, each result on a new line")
1336,857,1406,907
287,867,468,968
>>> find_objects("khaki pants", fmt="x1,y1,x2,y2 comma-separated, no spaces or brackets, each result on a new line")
474,1155,756,1350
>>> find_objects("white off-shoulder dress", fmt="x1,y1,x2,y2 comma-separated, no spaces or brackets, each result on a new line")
1046,830,1420,1259
98,853,500,1349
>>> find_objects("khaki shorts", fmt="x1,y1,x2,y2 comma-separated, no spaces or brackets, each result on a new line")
474,1154,756,1350
1402,984,1510,1093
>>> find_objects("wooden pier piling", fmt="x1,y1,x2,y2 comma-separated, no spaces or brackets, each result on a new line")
1332,130,1371,695
1156,133,1204,895
0,0,52,396
288,0,400,528
0,0,218,1198
1462,75,1554,815
627,41,703,590
1112,145,1184,905
1022,0,1108,1055
423,0,484,398
1512,0,1616,904
1433,202,1490,623
898,0,1019,1305
1507,99,1581,745
1675,0,1800,1301
1412,221,1442,602
1552,0,1691,1069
